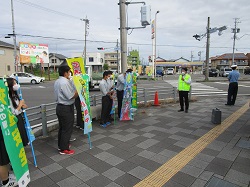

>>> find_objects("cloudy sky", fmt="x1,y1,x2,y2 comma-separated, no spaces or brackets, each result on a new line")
1,0,250,63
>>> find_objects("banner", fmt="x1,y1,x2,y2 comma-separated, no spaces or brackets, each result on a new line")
120,73,133,121
131,73,138,111
19,42,49,64
110,74,116,115
66,57,92,134
0,80,30,187
66,57,85,75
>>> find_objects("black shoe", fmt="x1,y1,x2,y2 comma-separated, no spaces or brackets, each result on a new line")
225,103,232,106
185,110,188,113
178,109,184,112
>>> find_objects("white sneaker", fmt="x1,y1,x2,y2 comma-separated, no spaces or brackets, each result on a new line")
2,178,18,187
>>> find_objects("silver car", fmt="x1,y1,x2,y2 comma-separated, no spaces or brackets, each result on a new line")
10,72,45,84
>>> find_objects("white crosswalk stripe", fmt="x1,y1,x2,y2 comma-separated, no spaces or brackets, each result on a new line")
164,80,228,97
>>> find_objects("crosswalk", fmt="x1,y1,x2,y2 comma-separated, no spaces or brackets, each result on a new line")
164,80,228,97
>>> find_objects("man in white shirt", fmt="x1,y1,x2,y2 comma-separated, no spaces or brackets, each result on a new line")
99,71,114,127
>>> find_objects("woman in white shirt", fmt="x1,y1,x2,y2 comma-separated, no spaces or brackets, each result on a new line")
7,78,29,146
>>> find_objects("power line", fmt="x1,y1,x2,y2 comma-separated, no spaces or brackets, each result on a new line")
14,0,81,20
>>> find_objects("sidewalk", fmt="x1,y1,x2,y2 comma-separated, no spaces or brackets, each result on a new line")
25,96,250,187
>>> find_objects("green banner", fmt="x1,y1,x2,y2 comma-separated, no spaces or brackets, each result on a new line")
0,80,30,187
131,73,138,110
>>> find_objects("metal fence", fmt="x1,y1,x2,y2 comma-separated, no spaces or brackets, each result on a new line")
27,86,182,135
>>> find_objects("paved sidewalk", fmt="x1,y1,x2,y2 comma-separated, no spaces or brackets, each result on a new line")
25,96,250,187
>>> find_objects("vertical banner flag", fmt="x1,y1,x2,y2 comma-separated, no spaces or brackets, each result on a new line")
110,74,116,115
66,57,85,75
66,57,92,135
15,75,37,167
120,73,133,121
131,73,138,112
0,80,30,187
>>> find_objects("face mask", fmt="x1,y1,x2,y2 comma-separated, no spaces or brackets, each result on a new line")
13,84,20,91
182,72,185,75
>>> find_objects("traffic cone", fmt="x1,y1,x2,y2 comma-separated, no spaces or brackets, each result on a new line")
154,91,160,106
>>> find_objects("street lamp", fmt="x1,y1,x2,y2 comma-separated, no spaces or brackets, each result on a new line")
153,10,159,79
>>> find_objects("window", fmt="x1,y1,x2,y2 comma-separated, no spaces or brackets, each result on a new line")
0,50,5,55
52,59,57,63
7,65,10,71
89,57,94,62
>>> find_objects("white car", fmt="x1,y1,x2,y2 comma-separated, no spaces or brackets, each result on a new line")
10,72,45,84
166,68,174,75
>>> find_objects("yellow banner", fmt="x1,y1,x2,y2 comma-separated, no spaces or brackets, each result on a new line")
66,57,85,75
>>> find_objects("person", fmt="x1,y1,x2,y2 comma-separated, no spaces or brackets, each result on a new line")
177,67,191,113
116,69,133,119
75,96,84,130
99,71,114,127
107,70,115,121
54,65,78,155
0,129,18,187
225,64,240,106
6,78,29,146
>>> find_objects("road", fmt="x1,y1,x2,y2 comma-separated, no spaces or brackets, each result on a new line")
20,74,250,108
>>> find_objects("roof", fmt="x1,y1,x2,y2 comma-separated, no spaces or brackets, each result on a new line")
155,57,167,62
212,53,248,60
0,40,15,49
49,53,67,60
173,57,190,62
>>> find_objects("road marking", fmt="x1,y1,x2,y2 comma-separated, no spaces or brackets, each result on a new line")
214,82,250,87
134,100,250,187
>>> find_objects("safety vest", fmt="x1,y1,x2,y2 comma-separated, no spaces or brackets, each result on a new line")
178,74,191,91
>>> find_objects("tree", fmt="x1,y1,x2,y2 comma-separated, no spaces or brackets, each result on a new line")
103,63,109,70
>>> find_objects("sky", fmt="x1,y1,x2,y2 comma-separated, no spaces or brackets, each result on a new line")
1,0,250,64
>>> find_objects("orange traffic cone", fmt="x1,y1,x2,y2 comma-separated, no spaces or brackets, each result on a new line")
154,91,160,106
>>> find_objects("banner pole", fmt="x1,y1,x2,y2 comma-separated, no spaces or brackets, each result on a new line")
87,133,92,149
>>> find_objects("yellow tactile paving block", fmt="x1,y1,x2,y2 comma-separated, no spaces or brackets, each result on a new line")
134,101,250,187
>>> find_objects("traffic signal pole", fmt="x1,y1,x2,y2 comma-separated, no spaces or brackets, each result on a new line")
119,0,128,73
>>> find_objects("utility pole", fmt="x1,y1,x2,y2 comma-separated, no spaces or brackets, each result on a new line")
191,51,194,62
116,39,119,73
81,17,89,67
11,0,18,72
119,0,128,73
205,17,210,81
232,18,240,66
154,11,159,79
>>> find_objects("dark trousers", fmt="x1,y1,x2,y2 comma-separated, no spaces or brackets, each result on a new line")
75,97,84,128
16,114,29,146
179,91,189,110
117,90,124,118
56,104,74,150
101,95,112,124
227,82,238,105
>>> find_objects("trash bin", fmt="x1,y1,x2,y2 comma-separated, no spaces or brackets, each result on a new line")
211,108,221,124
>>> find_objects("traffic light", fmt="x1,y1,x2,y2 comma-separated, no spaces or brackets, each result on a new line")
97,47,105,50
193,34,201,41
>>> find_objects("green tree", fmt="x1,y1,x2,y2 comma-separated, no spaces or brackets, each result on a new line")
103,63,109,70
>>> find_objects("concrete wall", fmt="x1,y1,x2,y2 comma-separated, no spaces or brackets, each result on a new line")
0,47,15,76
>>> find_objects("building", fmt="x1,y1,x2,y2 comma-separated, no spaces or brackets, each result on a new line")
0,40,18,76
127,50,140,68
49,53,67,72
210,53,248,73
86,52,104,73
104,51,120,71
155,56,203,73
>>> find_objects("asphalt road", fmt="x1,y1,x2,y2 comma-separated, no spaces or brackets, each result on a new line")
20,74,250,108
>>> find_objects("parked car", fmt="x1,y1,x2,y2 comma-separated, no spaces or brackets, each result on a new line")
244,67,250,75
10,72,45,84
209,68,218,77
156,70,164,76
166,68,174,75
219,68,232,77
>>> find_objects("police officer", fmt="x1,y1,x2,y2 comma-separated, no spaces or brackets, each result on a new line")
177,67,191,113
225,64,240,106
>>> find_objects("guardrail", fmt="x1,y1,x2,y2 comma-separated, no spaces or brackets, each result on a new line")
27,86,186,136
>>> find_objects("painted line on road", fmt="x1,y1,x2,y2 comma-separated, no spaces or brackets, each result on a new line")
134,100,250,187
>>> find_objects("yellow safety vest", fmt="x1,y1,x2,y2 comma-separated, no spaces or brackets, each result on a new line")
178,74,191,91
